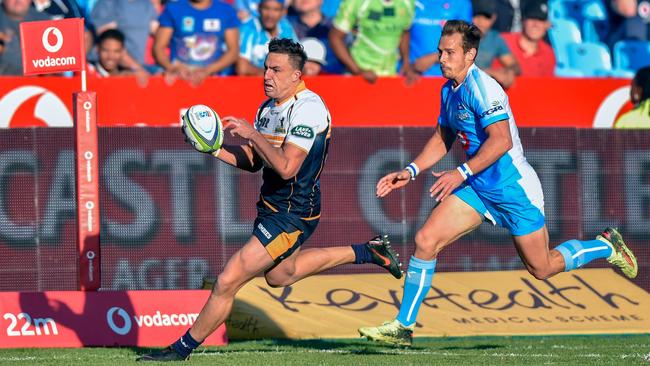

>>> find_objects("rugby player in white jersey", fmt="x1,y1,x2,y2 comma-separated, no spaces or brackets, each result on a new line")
358,20,638,347
137,38,403,362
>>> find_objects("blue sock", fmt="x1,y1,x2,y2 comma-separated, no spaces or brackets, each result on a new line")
555,239,613,271
171,329,202,358
351,243,373,264
396,256,437,326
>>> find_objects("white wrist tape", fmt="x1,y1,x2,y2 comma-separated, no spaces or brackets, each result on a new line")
457,163,473,181
405,162,420,180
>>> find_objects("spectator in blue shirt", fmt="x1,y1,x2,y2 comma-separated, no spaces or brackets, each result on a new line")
154,0,240,85
606,0,650,51
409,0,472,76
472,0,519,88
238,0,297,75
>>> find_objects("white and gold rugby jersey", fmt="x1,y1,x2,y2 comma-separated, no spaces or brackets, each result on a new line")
253,81,331,219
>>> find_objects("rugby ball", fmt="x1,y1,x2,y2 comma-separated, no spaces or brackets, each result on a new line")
182,104,223,153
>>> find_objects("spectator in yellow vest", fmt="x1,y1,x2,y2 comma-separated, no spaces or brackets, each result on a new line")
616,66,650,128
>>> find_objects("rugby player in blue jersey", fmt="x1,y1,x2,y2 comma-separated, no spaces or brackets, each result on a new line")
358,20,638,347
137,38,402,362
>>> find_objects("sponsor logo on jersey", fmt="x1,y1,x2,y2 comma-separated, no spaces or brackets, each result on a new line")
290,125,314,139
480,105,504,118
257,223,272,239
457,112,470,121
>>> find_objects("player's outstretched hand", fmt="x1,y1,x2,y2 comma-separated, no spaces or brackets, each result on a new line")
376,170,411,198
223,116,257,140
429,169,464,202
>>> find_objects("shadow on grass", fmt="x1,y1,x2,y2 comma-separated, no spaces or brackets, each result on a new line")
270,338,408,354
144,338,422,356
126,346,154,358
128,338,418,358
122,339,504,359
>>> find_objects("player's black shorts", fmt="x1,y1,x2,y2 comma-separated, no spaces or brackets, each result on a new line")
252,206,320,262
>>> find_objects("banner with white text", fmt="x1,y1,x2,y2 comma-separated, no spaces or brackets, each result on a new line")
19,19,85,75
0,290,226,348
0,128,648,293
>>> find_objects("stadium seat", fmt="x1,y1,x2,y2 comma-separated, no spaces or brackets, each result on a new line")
566,42,613,76
548,0,608,43
582,0,607,19
548,19,582,71
613,40,650,73
581,0,608,42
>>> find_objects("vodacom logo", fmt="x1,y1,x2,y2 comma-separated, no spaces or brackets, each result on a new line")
106,307,132,335
592,86,631,128
0,86,73,127
42,27,63,53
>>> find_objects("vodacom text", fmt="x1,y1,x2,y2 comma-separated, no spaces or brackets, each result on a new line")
106,307,200,336
32,56,76,68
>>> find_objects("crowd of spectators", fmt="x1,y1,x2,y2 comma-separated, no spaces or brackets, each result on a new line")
0,0,649,87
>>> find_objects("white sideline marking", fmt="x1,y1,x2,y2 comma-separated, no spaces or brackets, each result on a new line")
191,349,630,358
0,357,36,361
1,350,647,362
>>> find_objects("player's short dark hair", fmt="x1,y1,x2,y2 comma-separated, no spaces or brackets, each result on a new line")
268,38,307,71
441,20,482,55
98,29,125,47
634,66,650,102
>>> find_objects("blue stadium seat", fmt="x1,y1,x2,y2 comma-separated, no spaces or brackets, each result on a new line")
548,19,582,71
566,42,613,76
548,0,608,43
581,0,608,42
613,40,650,73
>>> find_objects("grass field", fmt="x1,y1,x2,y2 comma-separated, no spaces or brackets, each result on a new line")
0,334,649,365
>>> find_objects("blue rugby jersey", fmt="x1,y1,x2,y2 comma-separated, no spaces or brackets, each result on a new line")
439,64,538,194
